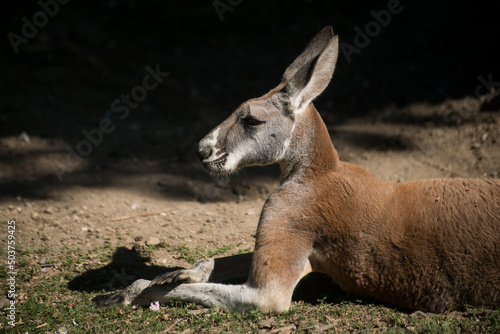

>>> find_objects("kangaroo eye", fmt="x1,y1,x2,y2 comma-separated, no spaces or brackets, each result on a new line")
243,116,265,127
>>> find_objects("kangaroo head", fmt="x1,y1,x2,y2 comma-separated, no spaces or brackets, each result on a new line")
198,27,339,175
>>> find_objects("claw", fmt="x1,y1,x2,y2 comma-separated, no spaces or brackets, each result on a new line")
150,259,215,287
93,279,151,308
150,272,179,286
93,291,128,308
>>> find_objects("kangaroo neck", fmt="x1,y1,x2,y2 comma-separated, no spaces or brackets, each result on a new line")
279,104,339,183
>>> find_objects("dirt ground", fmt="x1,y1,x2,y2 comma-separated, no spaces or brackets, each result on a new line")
1,0,499,315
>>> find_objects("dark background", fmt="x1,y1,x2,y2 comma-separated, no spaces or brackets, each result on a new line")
1,0,499,194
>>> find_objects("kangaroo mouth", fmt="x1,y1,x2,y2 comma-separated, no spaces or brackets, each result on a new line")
202,153,229,173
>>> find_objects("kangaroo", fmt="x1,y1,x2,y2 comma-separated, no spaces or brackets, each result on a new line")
94,26,500,313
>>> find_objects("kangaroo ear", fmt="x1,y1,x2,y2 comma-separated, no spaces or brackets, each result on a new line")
283,29,339,115
282,26,335,83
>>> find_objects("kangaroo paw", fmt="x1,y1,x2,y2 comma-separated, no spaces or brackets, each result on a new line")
151,258,214,286
93,279,151,308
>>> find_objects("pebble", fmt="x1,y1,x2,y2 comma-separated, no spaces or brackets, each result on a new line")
146,237,161,246
0,296,10,309
258,318,275,329
410,310,429,318
31,212,40,220
44,207,54,214
20,131,30,143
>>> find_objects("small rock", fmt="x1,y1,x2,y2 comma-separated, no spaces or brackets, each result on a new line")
0,296,10,309
258,318,275,329
146,237,161,246
410,310,429,318
20,131,30,143
44,207,54,214
81,227,89,232
490,171,498,178
134,236,143,242
298,320,312,329
471,142,481,149
31,212,40,220
481,133,489,142
39,257,47,265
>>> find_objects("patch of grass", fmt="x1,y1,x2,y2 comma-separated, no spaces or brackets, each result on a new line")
92,243,115,263
1,245,498,333
172,244,236,264
0,264,7,280
34,246,51,254
487,311,500,332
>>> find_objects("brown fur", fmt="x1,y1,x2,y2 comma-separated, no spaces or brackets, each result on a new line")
291,106,499,311
95,26,500,314
249,103,500,312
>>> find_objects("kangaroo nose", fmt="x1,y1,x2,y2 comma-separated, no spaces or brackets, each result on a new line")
198,146,212,161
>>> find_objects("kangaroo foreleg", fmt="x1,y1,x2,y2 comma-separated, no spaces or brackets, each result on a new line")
94,278,262,312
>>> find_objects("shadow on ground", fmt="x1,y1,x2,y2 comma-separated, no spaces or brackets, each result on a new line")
69,246,385,310
67,247,179,293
